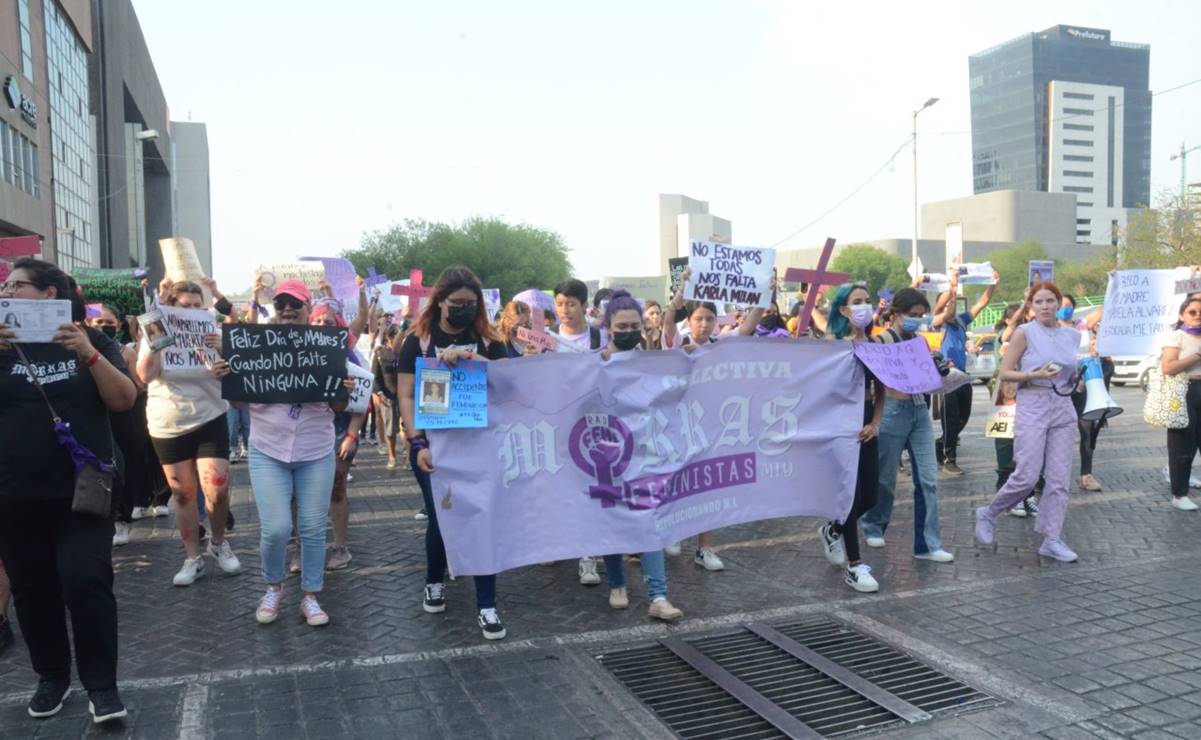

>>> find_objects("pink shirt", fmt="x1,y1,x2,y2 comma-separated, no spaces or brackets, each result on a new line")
249,402,335,463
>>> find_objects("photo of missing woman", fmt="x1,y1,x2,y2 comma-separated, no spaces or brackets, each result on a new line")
138,308,176,352
418,370,451,416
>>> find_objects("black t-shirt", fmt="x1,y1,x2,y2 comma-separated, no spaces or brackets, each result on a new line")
396,326,507,375
0,328,129,500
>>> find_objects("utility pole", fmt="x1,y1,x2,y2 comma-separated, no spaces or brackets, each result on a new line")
911,97,939,272
1170,141,1201,204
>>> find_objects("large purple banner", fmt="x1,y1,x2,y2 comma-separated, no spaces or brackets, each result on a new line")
428,337,864,575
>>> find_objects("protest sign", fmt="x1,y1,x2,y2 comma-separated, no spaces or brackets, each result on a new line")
669,257,689,296
945,222,964,271
685,241,775,308
299,257,360,321
483,289,502,321
985,396,1016,439
513,289,555,315
415,358,488,429
602,275,669,304
1096,269,1186,357
0,235,40,259
220,324,349,404
74,267,148,318
956,262,996,285
0,298,71,342
852,338,942,394
346,361,374,413
427,337,861,575
158,306,219,377
256,261,327,299
1028,260,1054,286
517,325,557,353
138,309,176,352
1175,273,1201,295
160,237,211,305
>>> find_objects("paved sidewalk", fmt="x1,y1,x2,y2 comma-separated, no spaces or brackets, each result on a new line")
2,385,1200,738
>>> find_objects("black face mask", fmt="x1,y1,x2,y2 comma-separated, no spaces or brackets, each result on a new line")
613,331,642,351
446,305,475,330
100,325,118,340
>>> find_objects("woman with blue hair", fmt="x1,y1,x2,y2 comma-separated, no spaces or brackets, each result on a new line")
818,284,886,592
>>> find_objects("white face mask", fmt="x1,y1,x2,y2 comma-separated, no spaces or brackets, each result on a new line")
849,303,874,329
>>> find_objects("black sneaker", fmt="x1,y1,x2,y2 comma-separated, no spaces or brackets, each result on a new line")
423,583,446,613
1024,496,1040,517
0,615,14,656
28,677,71,718
88,687,127,724
478,608,507,640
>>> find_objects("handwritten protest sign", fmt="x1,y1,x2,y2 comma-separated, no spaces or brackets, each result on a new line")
1096,269,1186,357
74,267,148,318
0,298,71,342
517,325,557,353
1028,260,1054,286
256,261,326,299
159,306,219,378
346,361,374,413
160,237,211,305
852,338,942,394
1175,272,1201,294
300,257,360,321
415,358,488,429
685,241,775,308
220,324,349,404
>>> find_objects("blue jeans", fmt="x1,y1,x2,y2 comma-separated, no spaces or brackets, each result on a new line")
249,447,335,593
604,551,668,601
227,406,250,452
860,396,943,555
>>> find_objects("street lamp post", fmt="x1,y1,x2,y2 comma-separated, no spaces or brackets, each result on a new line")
911,97,939,273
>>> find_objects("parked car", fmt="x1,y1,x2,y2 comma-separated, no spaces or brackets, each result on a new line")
1111,354,1158,390
965,334,998,384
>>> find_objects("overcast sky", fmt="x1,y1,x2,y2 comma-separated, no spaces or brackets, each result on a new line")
133,0,1201,291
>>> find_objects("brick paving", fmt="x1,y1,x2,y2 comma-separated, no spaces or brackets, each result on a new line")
2,385,1200,738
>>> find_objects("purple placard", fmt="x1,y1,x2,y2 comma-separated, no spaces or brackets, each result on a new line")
428,337,863,575
299,256,360,320
852,337,942,394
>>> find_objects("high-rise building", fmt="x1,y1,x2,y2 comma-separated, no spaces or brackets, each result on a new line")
658,194,731,274
969,25,1151,246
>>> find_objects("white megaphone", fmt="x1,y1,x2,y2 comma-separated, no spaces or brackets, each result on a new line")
1080,356,1123,422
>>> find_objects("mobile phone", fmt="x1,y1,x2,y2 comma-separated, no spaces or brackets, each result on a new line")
1045,362,1062,374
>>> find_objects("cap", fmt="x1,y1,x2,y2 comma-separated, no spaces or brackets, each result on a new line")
274,279,312,304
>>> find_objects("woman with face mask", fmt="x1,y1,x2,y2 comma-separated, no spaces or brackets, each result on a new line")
594,290,684,620
818,284,886,592
859,288,956,565
975,281,1083,562
398,267,512,640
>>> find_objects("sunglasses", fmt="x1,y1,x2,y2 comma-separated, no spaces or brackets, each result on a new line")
273,296,306,311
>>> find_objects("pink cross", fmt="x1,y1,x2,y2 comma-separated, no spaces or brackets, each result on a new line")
783,238,848,337
390,269,431,310
517,306,558,353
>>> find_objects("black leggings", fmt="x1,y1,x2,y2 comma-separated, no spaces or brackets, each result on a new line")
832,435,879,564
1167,379,1201,499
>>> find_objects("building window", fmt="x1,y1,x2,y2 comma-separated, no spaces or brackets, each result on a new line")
1063,185,1094,193
1063,139,1094,147
17,0,34,80
1078,201,1094,207
1063,91,1094,101
1063,107,1094,116
1077,230,1091,237
1064,154,1094,162
1077,218,1090,225
1063,123,1094,131
1064,170,1094,178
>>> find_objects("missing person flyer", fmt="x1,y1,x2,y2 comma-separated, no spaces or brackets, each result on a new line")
0,298,72,342
138,308,176,352
415,357,488,429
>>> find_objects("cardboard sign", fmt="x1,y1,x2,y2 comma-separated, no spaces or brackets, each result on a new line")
1096,269,1185,357
346,361,374,413
415,358,488,429
517,325,557,353
956,262,996,285
1028,260,1054,286
256,261,327,298
669,257,689,296
685,241,775,308
299,256,361,321
0,298,71,342
138,309,176,352
220,324,350,404
159,306,219,378
160,237,211,306
852,338,942,394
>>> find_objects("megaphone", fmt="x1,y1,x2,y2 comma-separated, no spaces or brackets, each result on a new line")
1080,356,1123,422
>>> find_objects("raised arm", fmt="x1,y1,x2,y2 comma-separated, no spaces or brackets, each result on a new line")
968,271,999,320
349,276,369,337
664,268,689,348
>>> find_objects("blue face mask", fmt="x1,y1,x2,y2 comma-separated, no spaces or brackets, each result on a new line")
1056,306,1074,321
900,316,925,335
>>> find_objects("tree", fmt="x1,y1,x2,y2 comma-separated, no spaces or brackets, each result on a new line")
342,217,574,302
1118,194,1201,269
828,244,912,298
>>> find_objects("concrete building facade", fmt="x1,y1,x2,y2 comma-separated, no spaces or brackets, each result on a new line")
658,194,731,274
171,120,211,274
920,190,1078,245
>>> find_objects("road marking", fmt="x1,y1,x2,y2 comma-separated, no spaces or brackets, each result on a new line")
177,684,209,740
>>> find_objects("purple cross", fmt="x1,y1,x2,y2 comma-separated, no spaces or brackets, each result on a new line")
363,266,389,291
782,238,849,337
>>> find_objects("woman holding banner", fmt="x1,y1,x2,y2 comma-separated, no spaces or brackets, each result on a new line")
819,284,886,592
975,281,1082,562
398,267,511,641
137,280,242,586
1159,295,1201,511
859,288,955,564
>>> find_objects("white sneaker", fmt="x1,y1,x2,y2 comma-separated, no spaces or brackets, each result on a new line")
1008,504,1028,518
694,548,725,571
1161,465,1201,488
207,540,243,575
173,556,205,586
578,557,601,585
819,523,847,566
1172,496,1199,511
845,564,879,593
112,522,130,547
914,549,955,563
346,472,354,483
865,535,885,548
152,505,170,518
130,506,149,521
665,543,682,557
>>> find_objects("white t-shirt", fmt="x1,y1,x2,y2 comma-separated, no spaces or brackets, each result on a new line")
140,339,229,438
1165,329,1201,380
557,325,605,353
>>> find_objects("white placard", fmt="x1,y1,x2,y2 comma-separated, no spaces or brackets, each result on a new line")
159,306,219,378
945,222,963,271
685,241,775,308
0,298,71,342
346,361,374,414
955,262,996,285
255,261,326,300
1096,269,1188,357
159,237,212,306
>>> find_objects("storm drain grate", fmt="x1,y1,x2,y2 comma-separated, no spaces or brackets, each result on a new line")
597,617,996,739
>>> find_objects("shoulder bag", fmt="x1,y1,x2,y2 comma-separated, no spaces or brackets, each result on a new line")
1144,364,1189,429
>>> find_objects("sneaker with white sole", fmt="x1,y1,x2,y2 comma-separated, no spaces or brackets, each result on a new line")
819,523,847,566
207,540,242,575
300,594,330,626
865,535,885,548
326,545,353,571
87,687,127,724
1162,465,1201,488
845,564,879,593
414,508,429,521
694,548,725,571
152,505,170,518
256,586,283,624
665,543,681,556
914,549,955,563
130,506,149,521
648,598,683,621
112,522,130,547
172,556,205,586
578,557,601,585
1038,538,1078,562
1024,497,1040,517
423,583,446,613
478,608,507,640
609,587,629,609
1172,496,1199,511
27,678,70,718
1008,503,1028,518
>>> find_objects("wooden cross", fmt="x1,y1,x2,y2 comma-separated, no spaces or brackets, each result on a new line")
782,238,848,337
390,269,431,311
363,266,389,291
